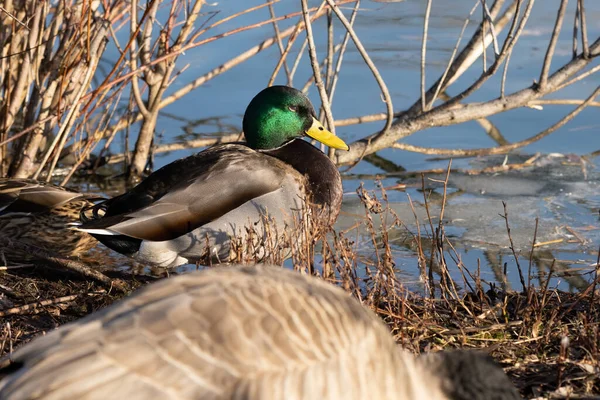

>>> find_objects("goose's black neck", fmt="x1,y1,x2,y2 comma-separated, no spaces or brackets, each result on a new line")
263,139,342,224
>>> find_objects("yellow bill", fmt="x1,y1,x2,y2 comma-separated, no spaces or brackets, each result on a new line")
305,117,349,151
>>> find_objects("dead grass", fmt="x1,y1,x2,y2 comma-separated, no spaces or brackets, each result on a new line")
0,268,151,355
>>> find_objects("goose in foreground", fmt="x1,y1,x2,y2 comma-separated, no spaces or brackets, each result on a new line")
0,264,521,400
0,179,100,263
78,86,349,268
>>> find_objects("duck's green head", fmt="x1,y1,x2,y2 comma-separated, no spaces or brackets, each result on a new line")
243,86,349,151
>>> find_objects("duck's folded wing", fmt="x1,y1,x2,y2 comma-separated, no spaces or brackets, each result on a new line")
0,179,90,214
79,152,288,241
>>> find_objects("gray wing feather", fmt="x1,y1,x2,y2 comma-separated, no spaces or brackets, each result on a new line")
86,154,288,242
0,179,92,214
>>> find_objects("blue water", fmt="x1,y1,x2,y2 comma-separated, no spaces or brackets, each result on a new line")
99,0,600,292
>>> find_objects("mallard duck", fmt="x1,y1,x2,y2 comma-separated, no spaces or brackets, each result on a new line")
0,264,521,400
0,179,100,263
78,86,349,267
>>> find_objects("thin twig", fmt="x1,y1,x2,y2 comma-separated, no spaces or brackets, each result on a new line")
501,0,523,98
430,0,480,109
130,0,151,118
266,0,292,84
328,0,360,101
337,37,600,165
300,0,336,136
290,38,308,82
501,201,527,292
0,293,103,317
334,95,600,138
481,2,487,72
579,0,589,58
98,4,339,151
500,46,514,98
527,217,539,289
539,0,569,89
325,0,393,133
325,8,336,156
421,0,433,111
300,43,342,95
573,0,580,59
90,2,355,100
34,21,109,181
325,8,335,92
413,1,521,116
590,244,599,315
0,5,29,29
553,64,600,92
0,265,34,271
481,0,500,55
268,19,304,86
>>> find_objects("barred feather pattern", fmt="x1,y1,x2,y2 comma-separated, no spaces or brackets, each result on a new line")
0,265,448,400
0,179,99,262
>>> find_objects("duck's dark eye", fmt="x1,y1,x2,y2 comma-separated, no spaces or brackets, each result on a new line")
288,105,299,113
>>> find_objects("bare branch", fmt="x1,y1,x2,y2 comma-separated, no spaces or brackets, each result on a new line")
325,9,335,92
33,20,110,180
336,36,600,165
573,0,580,59
100,11,334,151
481,3,487,72
86,2,354,104
410,0,518,116
439,0,534,111
391,85,600,157
554,63,600,92
500,31,515,98
481,0,500,56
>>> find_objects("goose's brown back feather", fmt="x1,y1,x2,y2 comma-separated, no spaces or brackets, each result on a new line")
0,265,444,400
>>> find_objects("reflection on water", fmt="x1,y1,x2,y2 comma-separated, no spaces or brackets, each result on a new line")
336,153,599,293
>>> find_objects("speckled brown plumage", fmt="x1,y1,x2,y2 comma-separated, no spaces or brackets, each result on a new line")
0,265,436,399
0,265,521,400
0,179,101,263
